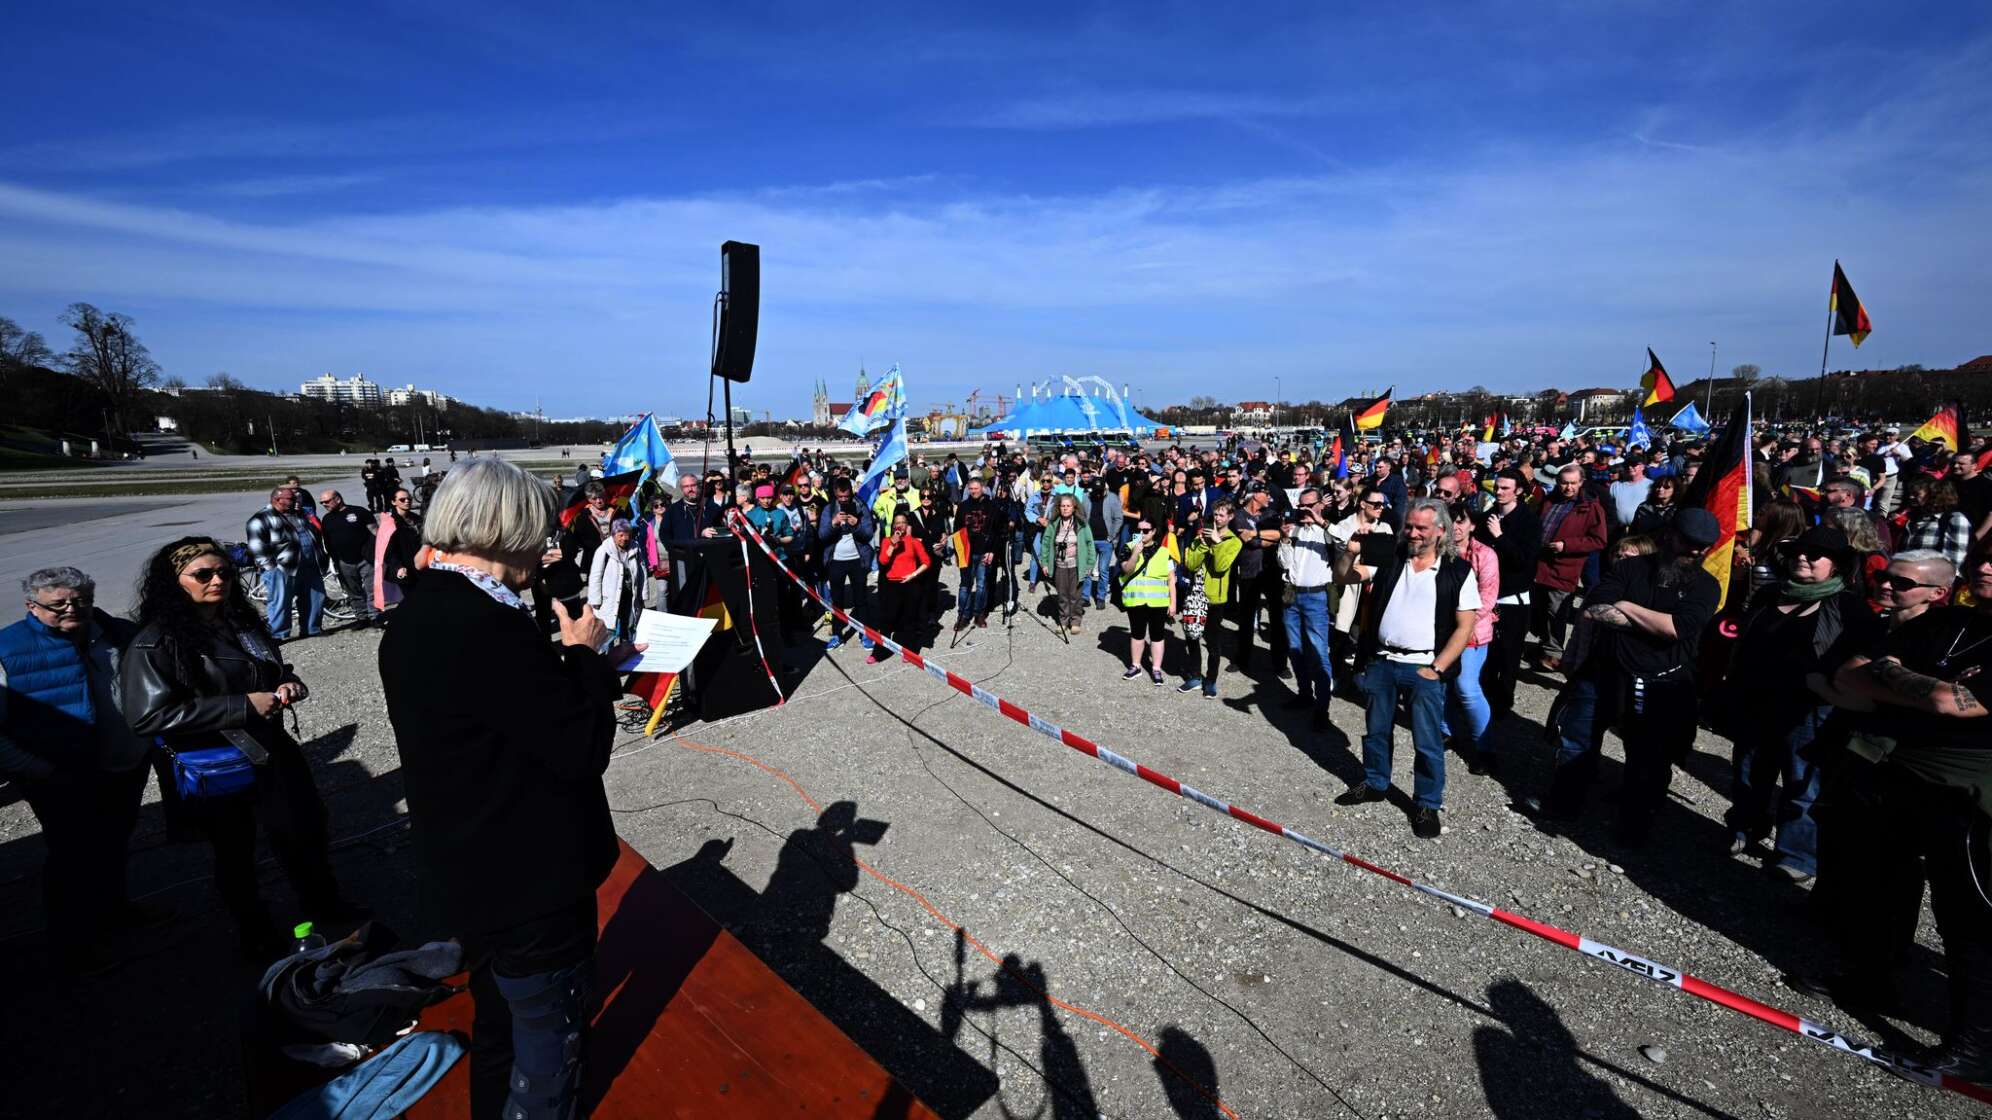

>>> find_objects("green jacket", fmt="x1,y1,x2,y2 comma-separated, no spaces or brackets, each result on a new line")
1183,533,1243,604
1035,518,1096,572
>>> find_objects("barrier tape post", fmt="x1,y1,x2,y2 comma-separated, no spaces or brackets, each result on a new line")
720,514,1992,1105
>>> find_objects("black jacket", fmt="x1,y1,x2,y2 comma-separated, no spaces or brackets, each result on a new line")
378,570,621,937
320,504,378,565
121,620,301,758
1474,501,1542,600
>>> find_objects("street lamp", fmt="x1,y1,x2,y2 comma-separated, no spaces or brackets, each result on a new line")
1274,376,1282,433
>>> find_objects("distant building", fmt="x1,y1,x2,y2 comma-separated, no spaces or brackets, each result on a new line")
810,379,854,427
1234,400,1273,423
299,373,384,407
386,383,453,408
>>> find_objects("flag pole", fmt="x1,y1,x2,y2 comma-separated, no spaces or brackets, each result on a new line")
1705,341,1716,417
1816,284,1835,422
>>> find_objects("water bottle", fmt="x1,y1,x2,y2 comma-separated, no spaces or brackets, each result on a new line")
293,920,326,954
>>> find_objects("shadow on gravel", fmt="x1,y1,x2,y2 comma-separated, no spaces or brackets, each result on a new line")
0,729,421,1119
1475,979,1640,1119
1153,1024,1226,1119
841,659,1751,1120
663,810,1001,1119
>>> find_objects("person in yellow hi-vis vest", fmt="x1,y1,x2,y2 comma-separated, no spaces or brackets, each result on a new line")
1181,502,1243,697
1115,517,1178,685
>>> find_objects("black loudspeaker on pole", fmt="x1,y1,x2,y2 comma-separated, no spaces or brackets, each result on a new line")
714,241,759,384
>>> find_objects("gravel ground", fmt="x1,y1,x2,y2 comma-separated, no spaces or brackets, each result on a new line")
0,589,1971,1119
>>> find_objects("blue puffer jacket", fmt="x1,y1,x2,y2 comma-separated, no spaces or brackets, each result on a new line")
0,614,97,781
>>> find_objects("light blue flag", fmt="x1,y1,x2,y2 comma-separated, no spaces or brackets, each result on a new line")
856,415,908,507
1628,406,1652,449
1558,420,1577,441
1669,400,1711,435
838,363,906,437
602,413,679,492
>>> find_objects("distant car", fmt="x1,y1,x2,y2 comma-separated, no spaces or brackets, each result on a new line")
386,443,412,452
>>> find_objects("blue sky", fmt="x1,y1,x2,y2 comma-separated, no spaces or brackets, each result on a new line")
3,2,1989,418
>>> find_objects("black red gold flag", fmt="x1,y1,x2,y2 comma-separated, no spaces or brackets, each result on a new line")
1641,348,1676,406
1831,261,1871,347
557,468,643,529
1910,401,1962,453
1352,388,1392,431
1676,393,1753,610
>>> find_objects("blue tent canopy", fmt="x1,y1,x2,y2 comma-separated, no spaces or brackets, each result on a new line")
969,392,1165,438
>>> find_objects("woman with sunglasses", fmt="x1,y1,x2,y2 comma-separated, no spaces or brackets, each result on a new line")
376,487,426,607
122,537,352,957
1719,524,1880,885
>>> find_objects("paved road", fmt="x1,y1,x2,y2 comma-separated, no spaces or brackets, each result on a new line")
0,476,347,624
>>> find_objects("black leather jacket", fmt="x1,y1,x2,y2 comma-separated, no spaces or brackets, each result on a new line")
120,621,303,756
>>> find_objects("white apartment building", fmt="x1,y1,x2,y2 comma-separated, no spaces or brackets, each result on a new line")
387,383,453,408
299,373,385,407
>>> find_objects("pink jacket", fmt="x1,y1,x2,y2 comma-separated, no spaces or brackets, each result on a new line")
1465,538,1498,647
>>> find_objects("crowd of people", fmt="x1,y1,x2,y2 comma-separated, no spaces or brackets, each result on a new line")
2,416,1990,1113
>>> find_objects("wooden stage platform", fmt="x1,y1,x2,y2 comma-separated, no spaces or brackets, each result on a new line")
405,839,941,1118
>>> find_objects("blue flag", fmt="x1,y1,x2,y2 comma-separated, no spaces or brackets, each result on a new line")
856,415,908,507
1628,406,1652,449
1669,400,1711,435
1558,420,1577,441
602,413,678,493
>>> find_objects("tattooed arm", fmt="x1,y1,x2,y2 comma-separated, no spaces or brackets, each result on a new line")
1835,654,1987,718
1583,600,1678,640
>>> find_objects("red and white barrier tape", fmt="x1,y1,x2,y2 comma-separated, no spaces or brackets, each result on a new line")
721,514,1989,1104
726,510,786,706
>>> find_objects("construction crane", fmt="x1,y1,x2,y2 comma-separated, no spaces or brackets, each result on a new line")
965,388,1012,419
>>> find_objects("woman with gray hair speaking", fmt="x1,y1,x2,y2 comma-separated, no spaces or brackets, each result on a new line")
379,457,643,1120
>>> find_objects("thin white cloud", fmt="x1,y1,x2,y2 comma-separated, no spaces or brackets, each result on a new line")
207,173,386,198
975,89,1337,129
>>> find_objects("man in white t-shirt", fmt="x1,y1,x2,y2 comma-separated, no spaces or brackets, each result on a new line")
1332,497,1480,838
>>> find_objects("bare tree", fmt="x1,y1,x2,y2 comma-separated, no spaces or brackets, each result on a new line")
207,371,245,390
1,315,55,370
1730,363,1760,383
59,303,161,437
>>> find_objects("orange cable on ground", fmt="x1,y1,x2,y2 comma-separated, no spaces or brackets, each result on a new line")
669,730,1243,1120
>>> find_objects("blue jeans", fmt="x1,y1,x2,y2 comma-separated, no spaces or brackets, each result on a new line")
1724,704,1829,875
1444,643,1494,756
1358,660,1448,810
1280,590,1334,706
1082,541,1115,603
957,557,991,620
262,564,325,639
1016,530,1042,585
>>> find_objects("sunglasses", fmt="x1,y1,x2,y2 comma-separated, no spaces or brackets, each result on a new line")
1361,499,1386,509
29,596,92,613
1874,572,1941,592
183,565,234,584
1779,544,1836,562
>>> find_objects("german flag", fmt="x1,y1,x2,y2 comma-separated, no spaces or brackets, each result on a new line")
1910,400,1963,452
697,578,733,631
1831,261,1872,347
625,671,678,736
1481,410,1504,442
557,468,643,529
1677,393,1753,610
1160,530,1182,565
1352,388,1391,431
950,525,972,570
1641,348,1676,406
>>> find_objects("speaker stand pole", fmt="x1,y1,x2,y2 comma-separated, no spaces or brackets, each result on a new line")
723,377,738,474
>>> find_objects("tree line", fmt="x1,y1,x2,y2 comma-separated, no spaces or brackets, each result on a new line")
1,305,625,455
